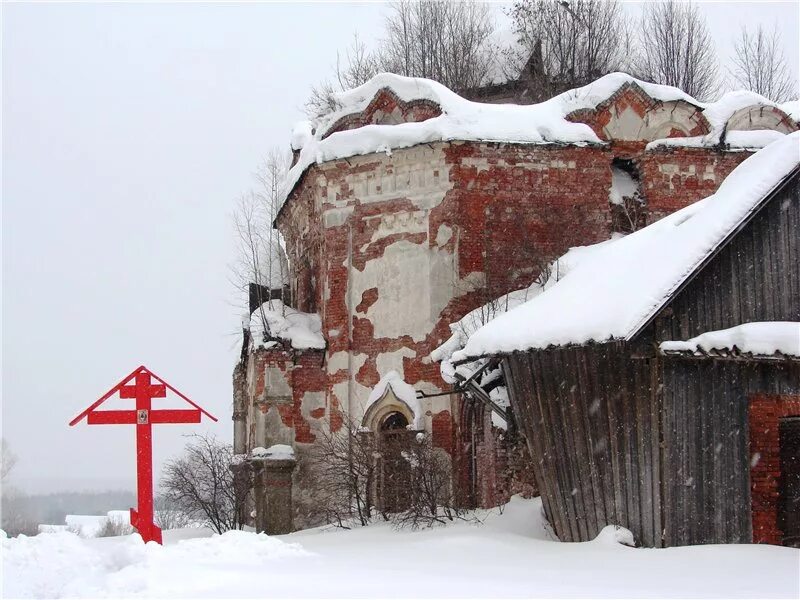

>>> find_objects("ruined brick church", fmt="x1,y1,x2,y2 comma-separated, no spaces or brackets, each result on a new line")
232,72,798,531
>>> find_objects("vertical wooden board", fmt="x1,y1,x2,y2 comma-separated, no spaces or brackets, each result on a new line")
677,364,691,546
600,346,627,534
507,355,555,533
581,346,612,534
650,357,664,547
516,355,559,539
630,360,651,546
616,351,639,540
760,212,776,319
710,363,724,543
727,231,742,326
527,352,572,541
555,348,596,540
549,349,586,541
564,347,600,539
661,362,677,546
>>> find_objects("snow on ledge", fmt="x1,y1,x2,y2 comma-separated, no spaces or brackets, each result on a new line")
251,444,296,461
646,129,786,152
660,322,800,358
249,299,325,351
364,370,423,430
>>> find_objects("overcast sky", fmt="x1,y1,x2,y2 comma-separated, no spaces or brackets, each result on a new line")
3,1,798,495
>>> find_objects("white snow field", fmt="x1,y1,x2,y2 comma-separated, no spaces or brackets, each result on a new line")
4,497,798,599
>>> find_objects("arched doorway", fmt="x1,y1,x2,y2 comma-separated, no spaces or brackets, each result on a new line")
362,385,419,513
376,410,414,513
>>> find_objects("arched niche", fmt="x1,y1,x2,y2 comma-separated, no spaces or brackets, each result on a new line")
726,105,797,134
322,88,442,139
568,82,709,143
362,385,417,433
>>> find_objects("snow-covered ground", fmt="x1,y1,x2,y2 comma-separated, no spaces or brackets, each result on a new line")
4,497,798,599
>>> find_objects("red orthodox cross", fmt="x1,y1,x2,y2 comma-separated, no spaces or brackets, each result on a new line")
70,365,217,544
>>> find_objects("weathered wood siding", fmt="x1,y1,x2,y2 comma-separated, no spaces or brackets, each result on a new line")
503,344,663,547
660,358,800,546
647,172,800,342
650,152,800,546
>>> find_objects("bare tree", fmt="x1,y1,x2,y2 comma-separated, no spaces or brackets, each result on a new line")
504,0,633,100
390,434,473,529
160,434,250,534
730,24,797,102
309,414,378,528
1,439,16,483
154,494,192,530
381,0,496,91
306,1,497,117
307,34,381,117
636,1,719,100
1,464,39,537
231,149,291,333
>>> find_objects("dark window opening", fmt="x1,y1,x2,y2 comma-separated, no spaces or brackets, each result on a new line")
381,412,410,431
609,158,647,235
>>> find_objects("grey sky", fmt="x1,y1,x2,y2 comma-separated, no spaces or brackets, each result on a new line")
3,1,798,494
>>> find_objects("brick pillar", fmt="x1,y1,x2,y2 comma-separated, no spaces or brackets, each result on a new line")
249,447,296,535
230,461,252,528
748,394,800,545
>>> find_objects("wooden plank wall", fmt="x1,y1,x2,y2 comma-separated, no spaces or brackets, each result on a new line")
661,359,800,546
504,344,663,547
648,176,800,343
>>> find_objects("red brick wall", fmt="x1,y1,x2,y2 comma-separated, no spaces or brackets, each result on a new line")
748,394,800,545
248,347,327,446
641,148,752,222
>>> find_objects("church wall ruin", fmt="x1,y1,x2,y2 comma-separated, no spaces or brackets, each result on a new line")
236,77,799,528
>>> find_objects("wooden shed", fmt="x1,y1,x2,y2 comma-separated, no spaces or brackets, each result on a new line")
460,134,800,547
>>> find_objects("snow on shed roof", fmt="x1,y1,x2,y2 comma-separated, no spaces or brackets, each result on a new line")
455,132,800,360
280,72,794,212
660,322,800,358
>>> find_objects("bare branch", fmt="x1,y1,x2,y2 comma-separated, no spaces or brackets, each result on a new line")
729,24,797,102
504,0,632,99
635,1,720,100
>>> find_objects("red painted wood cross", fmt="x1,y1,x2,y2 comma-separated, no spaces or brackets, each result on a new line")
70,365,217,544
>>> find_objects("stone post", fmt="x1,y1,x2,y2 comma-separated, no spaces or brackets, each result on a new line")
248,445,296,535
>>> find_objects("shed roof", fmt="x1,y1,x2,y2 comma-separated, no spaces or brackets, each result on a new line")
455,132,800,360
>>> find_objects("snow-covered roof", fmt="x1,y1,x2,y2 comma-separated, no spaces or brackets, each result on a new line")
455,132,800,359
279,72,796,213
432,241,609,381
660,322,800,358
249,299,325,351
